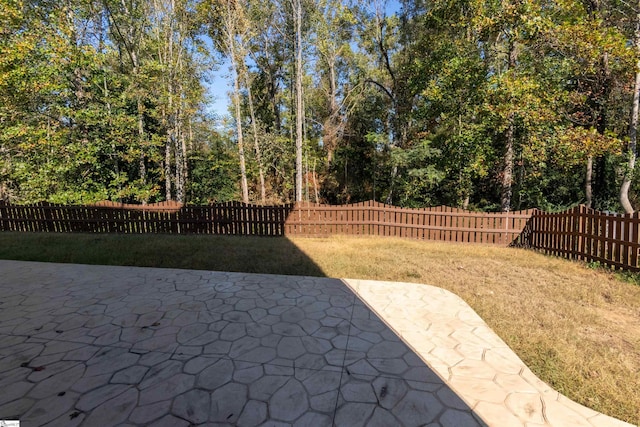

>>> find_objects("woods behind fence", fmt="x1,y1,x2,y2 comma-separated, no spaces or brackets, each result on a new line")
0,200,531,245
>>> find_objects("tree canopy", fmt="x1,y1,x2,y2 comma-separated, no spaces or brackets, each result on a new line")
2,0,639,211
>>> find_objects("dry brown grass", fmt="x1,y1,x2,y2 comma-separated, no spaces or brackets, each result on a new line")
288,236,640,425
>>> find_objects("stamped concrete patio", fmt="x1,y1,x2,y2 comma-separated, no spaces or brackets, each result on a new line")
0,260,633,426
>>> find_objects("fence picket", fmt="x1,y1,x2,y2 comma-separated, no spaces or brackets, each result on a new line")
520,205,640,272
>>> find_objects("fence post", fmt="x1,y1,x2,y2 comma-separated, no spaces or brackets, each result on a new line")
574,206,582,260
633,212,640,269
0,201,8,231
503,211,509,245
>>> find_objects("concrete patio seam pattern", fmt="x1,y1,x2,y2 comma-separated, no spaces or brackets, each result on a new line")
0,260,633,427
0,261,483,426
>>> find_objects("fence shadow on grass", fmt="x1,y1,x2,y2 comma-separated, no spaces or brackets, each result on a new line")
0,232,328,278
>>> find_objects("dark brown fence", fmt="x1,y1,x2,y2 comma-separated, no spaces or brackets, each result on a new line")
0,201,294,235
286,201,534,244
0,200,534,244
514,205,640,271
90,200,183,212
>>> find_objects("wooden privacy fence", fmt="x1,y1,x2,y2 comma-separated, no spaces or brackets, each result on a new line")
0,200,534,245
0,201,293,236
91,200,183,212
287,201,533,244
513,205,640,271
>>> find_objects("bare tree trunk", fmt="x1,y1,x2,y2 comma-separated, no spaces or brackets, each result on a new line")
165,107,173,200
137,97,147,197
385,166,397,205
103,72,123,200
223,0,249,203
324,59,338,166
294,0,304,202
175,4,188,204
246,80,266,204
165,106,173,203
178,121,187,203
175,107,185,203
233,73,249,203
132,52,147,201
312,158,319,202
231,56,249,203
500,40,518,212
265,45,282,134
621,6,640,214
586,155,593,208
501,113,515,212
152,0,172,201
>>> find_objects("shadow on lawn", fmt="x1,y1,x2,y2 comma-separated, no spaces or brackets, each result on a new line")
0,232,327,278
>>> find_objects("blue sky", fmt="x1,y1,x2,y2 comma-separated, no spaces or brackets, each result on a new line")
205,57,232,119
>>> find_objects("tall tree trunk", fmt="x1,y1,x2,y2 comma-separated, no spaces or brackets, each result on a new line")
593,52,611,207
165,142,172,200
586,155,593,208
312,158,319,202
294,0,304,202
223,0,249,203
166,57,174,201
232,69,249,203
104,0,148,200
501,113,515,212
132,51,147,200
137,96,146,197
324,59,338,166
246,84,266,204
621,8,640,214
125,22,147,198
175,105,185,203
501,40,518,212
385,166,397,205
178,119,187,203
104,75,122,200
176,79,187,203
268,61,281,133
175,6,188,204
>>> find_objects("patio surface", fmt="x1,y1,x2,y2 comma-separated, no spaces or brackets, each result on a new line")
0,260,632,427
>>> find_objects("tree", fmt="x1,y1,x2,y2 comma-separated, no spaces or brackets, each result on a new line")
311,0,357,166
104,0,155,200
293,0,304,202
621,0,640,213
202,0,251,203
148,0,207,203
544,0,632,210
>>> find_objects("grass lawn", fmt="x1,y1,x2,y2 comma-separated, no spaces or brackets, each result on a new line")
0,232,638,424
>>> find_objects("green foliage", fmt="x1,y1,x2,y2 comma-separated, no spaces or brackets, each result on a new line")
318,130,388,204
390,140,445,207
187,152,239,204
615,270,640,287
2,0,640,211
